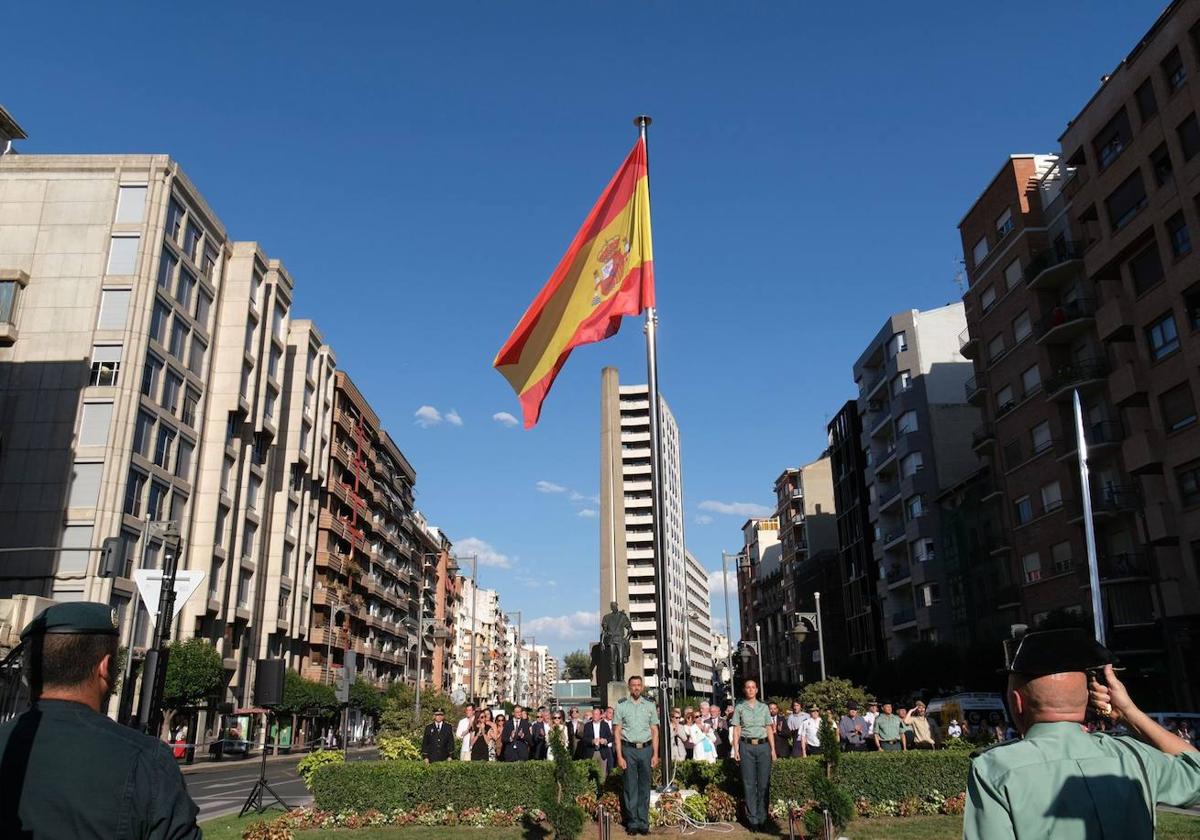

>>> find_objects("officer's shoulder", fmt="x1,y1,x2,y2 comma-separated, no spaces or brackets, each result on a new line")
969,737,1030,765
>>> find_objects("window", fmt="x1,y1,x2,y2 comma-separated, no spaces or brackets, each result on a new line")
106,236,140,274
1022,551,1042,583
987,334,1006,362
209,555,224,599
264,388,276,421
1129,243,1164,295
906,495,924,520
188,336,206,377
195,288,212,330
176,267,195,309
891,370,911,396
242,522,256,559
1167,212,1192,257
150,300,170,344
1094,109,1130,170
303,385,314,415
123,469,147,516
1051,541,1073,574
78,402,113,447
157,249,177,291
1013,310,1032,343
1179,460,1200,507
89,345,121,386
1015,495,1033,525
237,569,253,608
1021,363,1042,395
921,583,941,607
1004,259,1022,289
1031,420,1053,454
153,424,175,469
896,410,918,434
166,199,184,240
995,208,1013,238
239,365,251,400
162,369,183,413
1003,438,1023,469
272,305,285,340
183,221,202,262
220,458,233,494
176,437,194,480
1105,171,1147,231
181,388,200,428
1161,382,1198,431
1135,78,1158,122
0,279,20,324
244,320,256,354
247,474,261,510
132,409,154,456
96,290,130,330
141,354,163,398
202,243,218,279
169,317,188,359
1041,480,1063,512
981,285,997,312
1151,143,1174,187
225,415,238,446
147,480,168,519
900,451,924,478
972,236,989,266
215,505,229,545
1146,312,1180,360
59,525,94,574
64,461,102,509
1189,286,1200,332
115,185,147,224
1179,113,1200,161
1163,47,1187,92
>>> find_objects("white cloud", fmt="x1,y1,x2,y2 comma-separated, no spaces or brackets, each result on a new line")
414,405,442,428
454,537,513,569
577,508,598,518
707,569,737,599
445,409,463,427
536,480,567,494
492,411,519,428
698,499,774,518
694,514,714,525
524,611,601,644
517,575,558,589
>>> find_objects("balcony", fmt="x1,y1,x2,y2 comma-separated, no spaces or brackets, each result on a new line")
877,483,903,512
1098,551,1151,582
965,375,988,406
891,608,917,629
1078,484,1140,519
884,563,912,587
1122,429,1163,475
1096,296,1134,342
1036,299,1096,345
880,528,906,548
1104,581,1156,629
972,424,996,452
1044,359,1108,401
1057,420,1124,462
959,327,980,359
1025,240,1084,290
1109,361,1148,408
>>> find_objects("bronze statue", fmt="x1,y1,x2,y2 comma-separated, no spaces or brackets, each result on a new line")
599,601,633,683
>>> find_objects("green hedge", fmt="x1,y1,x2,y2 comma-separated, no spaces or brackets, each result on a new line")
311,759,593,812
769,753,972,802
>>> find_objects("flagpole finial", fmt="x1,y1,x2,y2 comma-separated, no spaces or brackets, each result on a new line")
633,115,653,127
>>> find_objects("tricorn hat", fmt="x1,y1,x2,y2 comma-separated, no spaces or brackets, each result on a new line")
1005,628,1114,676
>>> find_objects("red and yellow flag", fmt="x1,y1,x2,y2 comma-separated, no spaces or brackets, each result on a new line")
494,139,654,428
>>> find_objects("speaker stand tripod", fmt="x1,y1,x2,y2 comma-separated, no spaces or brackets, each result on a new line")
238,710,293,818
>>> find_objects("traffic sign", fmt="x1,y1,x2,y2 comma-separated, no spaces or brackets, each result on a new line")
132,569,206,620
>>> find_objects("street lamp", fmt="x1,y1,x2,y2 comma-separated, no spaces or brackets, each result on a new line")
788,592,826,682
505,610,522,705
137,520,182,736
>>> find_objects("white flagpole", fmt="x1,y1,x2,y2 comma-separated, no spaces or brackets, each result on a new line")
1073,389,1106,645
635,113,674,789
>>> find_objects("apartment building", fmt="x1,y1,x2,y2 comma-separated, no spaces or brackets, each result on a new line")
957,0,1200,706
734,517,780,657
682,549,715,696
853,305,980,656
827,400,884,678
599,367,701,689
452,578,510,703
0,154,232,718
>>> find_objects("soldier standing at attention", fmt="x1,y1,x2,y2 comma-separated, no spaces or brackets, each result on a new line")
612,675,658,836
965,628,1200,840
0,602,201,839
730,678,776,831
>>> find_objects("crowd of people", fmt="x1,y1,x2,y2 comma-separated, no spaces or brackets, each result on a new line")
422,702,623,764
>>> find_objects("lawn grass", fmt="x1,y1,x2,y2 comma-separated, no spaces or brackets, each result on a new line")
201,810,1200,839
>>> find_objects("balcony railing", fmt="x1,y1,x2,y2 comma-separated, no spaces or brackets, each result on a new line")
885,563,911,584
972,424,996,450
1092,484,1140,514
1024,240,1084,287
1044,359,1109,398
1036,298,1096,340
1099,552,1150,580
959,327,980,358
891,608,916,627
964,376,987,402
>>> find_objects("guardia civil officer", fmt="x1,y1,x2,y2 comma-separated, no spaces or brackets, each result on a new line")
730,678,776,831
965,628,1200,840
612,674,658,836
0,602,201,839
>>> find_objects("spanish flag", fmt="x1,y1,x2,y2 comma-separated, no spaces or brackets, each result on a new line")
494,139,655,428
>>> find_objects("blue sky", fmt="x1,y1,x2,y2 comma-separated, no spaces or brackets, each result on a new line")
9,1,1152,658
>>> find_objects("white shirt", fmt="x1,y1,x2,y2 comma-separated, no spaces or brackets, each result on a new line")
863,710,877,737
457,717,473,759
800,716,822,747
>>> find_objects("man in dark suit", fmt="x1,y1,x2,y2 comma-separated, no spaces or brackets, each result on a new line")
421,709,454,762
501,705,532,761
531,706,549,760
568,707,585,759
579,707,614,772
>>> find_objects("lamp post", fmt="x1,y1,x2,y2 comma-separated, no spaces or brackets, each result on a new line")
789,592,827,683
505,610,522,705
720,550,745,704
137,521,182,737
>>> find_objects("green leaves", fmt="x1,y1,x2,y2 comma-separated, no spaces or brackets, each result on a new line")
161,638,224,709
563,650,591,680
278,669,339,718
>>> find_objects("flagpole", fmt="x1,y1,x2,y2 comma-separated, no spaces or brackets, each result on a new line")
635,113,673,789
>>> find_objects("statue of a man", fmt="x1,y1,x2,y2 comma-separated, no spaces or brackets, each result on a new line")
599,601,633,683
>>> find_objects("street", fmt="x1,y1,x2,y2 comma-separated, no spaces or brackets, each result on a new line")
184,755,309,821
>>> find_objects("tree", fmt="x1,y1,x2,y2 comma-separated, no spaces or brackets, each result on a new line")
380,682,463,736
563,649,591,681
349,677,384,718
798,677,872,715
162,638,224,711
278,669,339,719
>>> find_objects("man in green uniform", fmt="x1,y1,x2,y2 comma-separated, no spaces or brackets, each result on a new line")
0,602,201,839
965,628,1200,840
730,678,776,831
613,675,658,836
872,702,904,751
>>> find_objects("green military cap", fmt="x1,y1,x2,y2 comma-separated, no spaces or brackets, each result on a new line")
20,601,120,640
1006,628,1114,676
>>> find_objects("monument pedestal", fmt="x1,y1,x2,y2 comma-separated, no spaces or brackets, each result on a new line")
606,680,630,708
